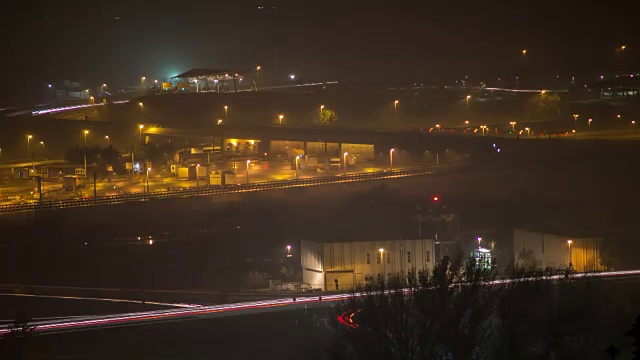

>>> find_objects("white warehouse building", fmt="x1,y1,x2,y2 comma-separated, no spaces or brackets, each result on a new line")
301,239,436,291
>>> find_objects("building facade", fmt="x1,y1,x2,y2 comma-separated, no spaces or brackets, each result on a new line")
301,239,436,291
513,228,603,272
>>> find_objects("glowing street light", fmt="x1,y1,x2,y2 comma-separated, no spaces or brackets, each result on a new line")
477,237,482,248
89,96,94,104
146,167,151,193
224,105,229,123
567,240,573,268
389,148,395,171
525,127,530,137
480,125,487,136
105,135,110,146
510,121,516,132
138,124,144,144
588,118,592,129
320,105,324,114
522,49,527,56
141,76,146,86
464,120,470,126
255,65,261,90
246,160,251,183
394,100,399,112
286,244,292,257
295,154,302,179
289,74,296,80
26,134,32,159
466,95,471,110
139,102,144,121
343,152,348,175
217,119,223,125
279,114,284,126
83,130,89,176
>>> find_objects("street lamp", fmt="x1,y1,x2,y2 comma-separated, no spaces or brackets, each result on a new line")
89,96,94,104
246,160,251,184
510,121,516,132
573,114,579,131
286,244,292,257
141,76,146,86
522,49,527,56
464,120,470,126
320,105,324,114
524,127,530,137
480,125,487,136
466,95,471,110
196,164,200,187
435,124,441,132
105,135,110,146
26,134,32,159
138,124,144,144
588,118,592,129
567,240,573,269
295,154,302,180
389,148,395,171
477,237,482,248
217,119,223,125
394,100,399,112
139,102,144,121
255,65,261,90
343,152,348,175
83,130,89,176
279,114,284,126
146,167,151,192
224,105,228,124
289,74,296,80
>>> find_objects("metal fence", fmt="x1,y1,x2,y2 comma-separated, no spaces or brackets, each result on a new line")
0,166,438,214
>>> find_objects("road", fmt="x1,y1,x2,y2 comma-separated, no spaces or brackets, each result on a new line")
0,163,466,213
2,269,639,336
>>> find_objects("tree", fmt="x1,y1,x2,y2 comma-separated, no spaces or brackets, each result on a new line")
316,108,338,125
245,270,269,290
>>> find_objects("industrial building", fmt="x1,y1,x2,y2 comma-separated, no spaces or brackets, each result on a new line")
301,239,436,291
513,228,603,272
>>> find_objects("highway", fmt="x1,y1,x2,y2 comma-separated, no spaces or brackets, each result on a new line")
2,270,639,336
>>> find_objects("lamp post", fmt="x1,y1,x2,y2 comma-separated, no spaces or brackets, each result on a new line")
389,148,395,171
525,127,530,137
567,240,573,269
343,152,348,175
246,160,251,183
217,119,223,125
26,134,32,160
105,135,110,146
466,95,471,110
295,155,301,180
320,105,324,114
394,100,399,112
510,121,516,132
83,130,89,176
480,125,487,136
89,96,94,105
477,237,482,249
522,49,527,56
464,120,470,126
196,164,200,187
588,118,592,129
224,105,228,124
573,114,579,132
279,114,284,126
379,248,385,278
255,65,261,90
146,167,151,193
139,124,144,144
286,244,292,258
435,124,441,132
139,102,144,121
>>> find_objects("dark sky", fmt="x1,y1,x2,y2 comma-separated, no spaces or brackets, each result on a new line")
1,0,637,103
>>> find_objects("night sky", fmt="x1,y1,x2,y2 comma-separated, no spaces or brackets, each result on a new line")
1,0,637,104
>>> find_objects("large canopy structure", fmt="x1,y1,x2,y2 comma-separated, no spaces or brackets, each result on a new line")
171,69,245,82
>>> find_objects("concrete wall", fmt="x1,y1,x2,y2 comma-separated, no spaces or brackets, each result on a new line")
301,239,435,291
513,228,603,272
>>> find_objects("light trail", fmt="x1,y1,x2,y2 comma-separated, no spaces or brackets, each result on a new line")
1,270,639,336
0,293,199,308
